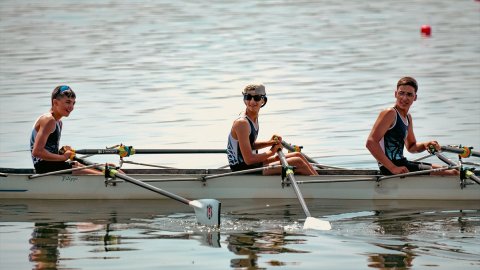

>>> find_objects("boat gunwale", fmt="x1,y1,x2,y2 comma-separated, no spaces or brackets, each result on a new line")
0,167,381,176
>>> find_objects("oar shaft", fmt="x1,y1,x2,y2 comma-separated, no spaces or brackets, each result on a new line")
434,152,458,167
281,141,316,163
76,149,226,155
75,157,190,205
441,146,480,158
277,150,311,217
434,152,480,185
281,141,345,169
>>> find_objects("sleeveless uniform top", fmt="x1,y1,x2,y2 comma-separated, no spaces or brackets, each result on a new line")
379,107,409,164
227,114,259,167
30,119,62,165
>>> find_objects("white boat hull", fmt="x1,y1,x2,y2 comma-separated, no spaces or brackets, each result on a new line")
0,168,479,200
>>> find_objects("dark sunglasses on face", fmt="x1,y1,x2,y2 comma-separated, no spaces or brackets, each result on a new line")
243,94,265,102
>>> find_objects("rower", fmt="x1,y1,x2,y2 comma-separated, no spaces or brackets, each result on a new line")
30,85,106,175
226,84,318,175
366,77,459,176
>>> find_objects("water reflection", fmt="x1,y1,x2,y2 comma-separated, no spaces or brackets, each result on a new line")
29,222,70,270
2,199,479,270
29,221,121,269
356,207,479,270
79,223,125,253
227,230,305,269
367,244,415,269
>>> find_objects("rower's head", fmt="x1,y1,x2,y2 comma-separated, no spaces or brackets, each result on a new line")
51,85,76,105
397,77,418,92
242,84,267,107
396,77,418,101
51,85,76,117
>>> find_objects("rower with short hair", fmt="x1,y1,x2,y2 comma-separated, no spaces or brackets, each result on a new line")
366,77,458,176
227,84,318,175
30,85,103,175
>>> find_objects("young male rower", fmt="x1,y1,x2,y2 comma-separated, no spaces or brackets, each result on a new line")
227,84,318,175
366,77,458,176
30,85,102,175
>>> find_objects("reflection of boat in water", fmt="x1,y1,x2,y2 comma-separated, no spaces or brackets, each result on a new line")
2,198,477,226
1,198,478,269
0,199,190,223
1,199,222,269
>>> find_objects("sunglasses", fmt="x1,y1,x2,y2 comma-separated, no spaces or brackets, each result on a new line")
243,94,265,102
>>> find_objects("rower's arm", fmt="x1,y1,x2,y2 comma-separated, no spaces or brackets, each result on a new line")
233,119,276,165
404,114,437,153
253,134,280,150
32,117,70,161
366,109,398,172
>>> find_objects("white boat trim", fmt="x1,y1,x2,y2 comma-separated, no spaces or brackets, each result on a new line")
1,168,478,200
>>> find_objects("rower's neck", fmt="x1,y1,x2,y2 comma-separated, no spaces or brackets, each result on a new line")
394,105,409,118
244,110,258,123
50,110,62,121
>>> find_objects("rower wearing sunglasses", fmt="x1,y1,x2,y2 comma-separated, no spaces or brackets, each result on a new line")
227,84,318,175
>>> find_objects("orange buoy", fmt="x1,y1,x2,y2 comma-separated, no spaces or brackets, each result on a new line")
421,25,431,36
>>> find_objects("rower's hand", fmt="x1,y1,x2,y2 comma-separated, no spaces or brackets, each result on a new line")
59,145,73,153
271,135,282,145
59,146,76,161
391,166,409,175
425,140,440,152
62,150,75,161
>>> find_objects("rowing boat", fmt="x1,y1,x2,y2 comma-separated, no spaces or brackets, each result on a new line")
1,167,478,200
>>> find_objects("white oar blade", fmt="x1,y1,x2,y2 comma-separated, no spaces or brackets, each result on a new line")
189,199,221,227
303,217,331,231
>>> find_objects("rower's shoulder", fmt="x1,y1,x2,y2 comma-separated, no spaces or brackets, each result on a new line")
382,107,396,113
232,117,249,127
378,107,396,117
36,113,56,129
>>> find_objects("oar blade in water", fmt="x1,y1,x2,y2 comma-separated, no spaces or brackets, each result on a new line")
303,217,332,230
190,199,221,227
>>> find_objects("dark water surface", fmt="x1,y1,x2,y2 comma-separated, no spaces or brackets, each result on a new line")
1,0,479,269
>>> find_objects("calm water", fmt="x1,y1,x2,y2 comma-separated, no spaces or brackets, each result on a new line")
1,0,479,269
1,199,479,270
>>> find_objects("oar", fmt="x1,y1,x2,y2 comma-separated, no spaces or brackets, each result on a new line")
276,149,331,230
441,145,480,158
431,150,480,185
74,157,221,227
75,147,226,156
281,141,316,163
281,141,345,169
